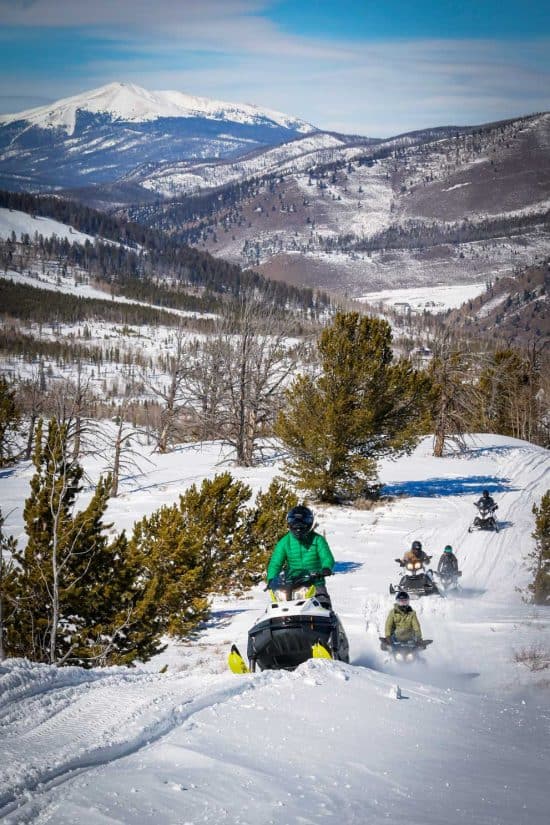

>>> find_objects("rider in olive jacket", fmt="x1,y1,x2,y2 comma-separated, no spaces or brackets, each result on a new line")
384,591,423,643
266,506,335,601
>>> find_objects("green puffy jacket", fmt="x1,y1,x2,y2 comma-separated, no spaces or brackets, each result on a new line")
384,605,422,642
266,531,335,585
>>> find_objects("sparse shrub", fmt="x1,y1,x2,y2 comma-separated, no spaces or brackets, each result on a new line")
513,646,550,672
528,491,550,605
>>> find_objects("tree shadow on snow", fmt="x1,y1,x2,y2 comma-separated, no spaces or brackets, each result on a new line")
333,561,363,574
464,444,525,459
203,608,251,629
382,475,515,498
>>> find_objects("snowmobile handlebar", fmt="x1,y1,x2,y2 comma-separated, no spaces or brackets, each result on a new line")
265,570,333,591
395,557,432,566
475,502,497,512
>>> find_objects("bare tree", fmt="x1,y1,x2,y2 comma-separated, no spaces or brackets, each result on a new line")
429,333,480,457
182,298,303,466
103,400,153,497
143,326,189,453
16,370,45,460
49,363,99,461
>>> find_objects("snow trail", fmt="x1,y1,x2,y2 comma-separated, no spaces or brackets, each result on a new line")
0,433,548,823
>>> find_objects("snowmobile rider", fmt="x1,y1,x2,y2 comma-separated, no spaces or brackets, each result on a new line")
266,505,335,608
437,545,459,575
476,490,497,510
382,591,423,648
401,540,431,567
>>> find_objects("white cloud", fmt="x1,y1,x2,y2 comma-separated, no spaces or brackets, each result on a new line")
0,0,548,135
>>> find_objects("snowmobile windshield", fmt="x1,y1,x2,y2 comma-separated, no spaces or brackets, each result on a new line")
269,571,319,602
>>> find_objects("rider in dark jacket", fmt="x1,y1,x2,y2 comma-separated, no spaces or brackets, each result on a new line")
476,490,496,510
437,545,459,575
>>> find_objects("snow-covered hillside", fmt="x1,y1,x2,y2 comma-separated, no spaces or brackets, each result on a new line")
0,206,96,244
1,434,549,824
136,132,349,197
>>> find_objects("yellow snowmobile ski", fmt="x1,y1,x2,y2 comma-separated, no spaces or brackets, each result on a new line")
228,644,250,674
312,642,332,659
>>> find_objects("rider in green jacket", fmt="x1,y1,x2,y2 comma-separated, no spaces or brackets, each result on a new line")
266,505,335,607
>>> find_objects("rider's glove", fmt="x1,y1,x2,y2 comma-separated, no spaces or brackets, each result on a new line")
321,567,333,577
267,579,276,590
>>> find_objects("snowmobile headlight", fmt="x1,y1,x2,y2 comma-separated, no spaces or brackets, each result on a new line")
395,652,404,661
406,563,414,571
291,586,309,600
414,562,422,570
406,653,415,662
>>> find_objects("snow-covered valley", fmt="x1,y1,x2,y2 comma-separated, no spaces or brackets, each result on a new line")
1,434,549,824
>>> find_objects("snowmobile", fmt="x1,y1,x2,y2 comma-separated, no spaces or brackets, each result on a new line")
389,558,441,598
468,502,499,533
379,636,433,663
228,571,350,673
434,568,462,592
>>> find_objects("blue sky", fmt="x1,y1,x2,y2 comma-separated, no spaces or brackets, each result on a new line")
0,0,549,136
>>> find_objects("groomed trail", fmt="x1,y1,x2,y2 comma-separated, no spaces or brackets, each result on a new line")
0,434,549,825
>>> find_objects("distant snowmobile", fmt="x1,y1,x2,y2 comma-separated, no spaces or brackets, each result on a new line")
228,571,349,673
379,636,433,663
469,501,499,533
389,557,441,598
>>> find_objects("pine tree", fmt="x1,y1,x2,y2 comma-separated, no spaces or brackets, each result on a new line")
0,376,20,467
275,312,431,502
239,479,298,585
8,419,163,666
0,508,17,661
127,473,298,637
529,491,550,605
128,500,211,639
178,472,252,593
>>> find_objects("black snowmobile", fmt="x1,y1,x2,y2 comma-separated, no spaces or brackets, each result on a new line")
468,502,499,533
379,636,433,663
435,567,462,592
229,572,349,673
389,557,441,598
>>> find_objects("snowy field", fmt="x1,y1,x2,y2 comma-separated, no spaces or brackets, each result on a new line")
360,282,488,312
1,433,549,824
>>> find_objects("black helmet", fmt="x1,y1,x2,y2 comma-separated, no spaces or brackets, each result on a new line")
395,590,410,606
411,540,422,555
482,490,490,497
287,505,314,538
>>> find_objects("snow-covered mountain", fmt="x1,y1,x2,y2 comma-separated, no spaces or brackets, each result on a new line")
0,82,317,191
0,82,315,136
